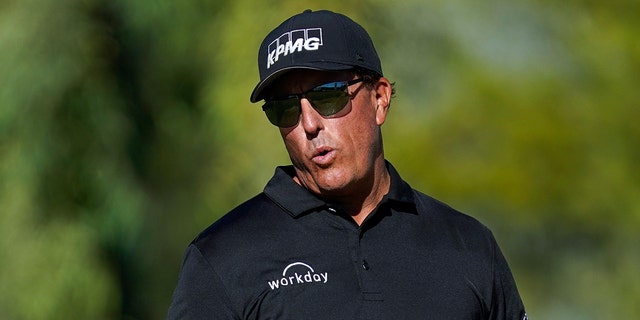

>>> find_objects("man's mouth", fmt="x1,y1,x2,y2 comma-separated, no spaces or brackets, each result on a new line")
311,147,335,166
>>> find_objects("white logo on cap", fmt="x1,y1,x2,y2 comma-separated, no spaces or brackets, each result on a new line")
267,28,323,69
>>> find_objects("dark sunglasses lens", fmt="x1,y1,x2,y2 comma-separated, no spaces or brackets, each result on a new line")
307,88,350,117
263,81,355,127
264,100,300,127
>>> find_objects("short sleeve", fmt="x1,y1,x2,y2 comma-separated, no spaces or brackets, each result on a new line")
166,244,239,320
489,235,528,320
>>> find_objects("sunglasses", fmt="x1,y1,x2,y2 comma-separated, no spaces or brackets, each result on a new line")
262,78,364,128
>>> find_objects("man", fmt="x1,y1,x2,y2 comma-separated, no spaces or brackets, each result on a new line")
168,9,527,319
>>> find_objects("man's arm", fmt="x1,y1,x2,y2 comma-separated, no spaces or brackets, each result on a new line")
167,244,238,319
489,235,528,320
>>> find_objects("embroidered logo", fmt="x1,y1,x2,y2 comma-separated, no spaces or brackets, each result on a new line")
267,261,328,290
267,28,323,69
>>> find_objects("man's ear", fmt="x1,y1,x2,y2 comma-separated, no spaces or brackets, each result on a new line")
374,77,392,126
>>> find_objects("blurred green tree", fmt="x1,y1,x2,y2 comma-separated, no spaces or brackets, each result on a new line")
1,0,638,319
381,0,640,318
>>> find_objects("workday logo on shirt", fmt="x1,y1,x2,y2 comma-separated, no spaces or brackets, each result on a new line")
267,262,329,290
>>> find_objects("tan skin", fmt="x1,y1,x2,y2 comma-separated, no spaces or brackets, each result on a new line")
265,69,393,225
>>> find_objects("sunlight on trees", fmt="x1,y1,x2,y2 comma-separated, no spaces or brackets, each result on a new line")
1,0,638,318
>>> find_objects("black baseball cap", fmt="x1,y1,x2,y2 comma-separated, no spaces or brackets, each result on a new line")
250,9,383,102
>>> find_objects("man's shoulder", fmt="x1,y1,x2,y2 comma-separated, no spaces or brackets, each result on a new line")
411,189,495,244
191,192,285,255
388,162,490,234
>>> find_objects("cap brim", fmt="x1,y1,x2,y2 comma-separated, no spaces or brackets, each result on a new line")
249,62,355,103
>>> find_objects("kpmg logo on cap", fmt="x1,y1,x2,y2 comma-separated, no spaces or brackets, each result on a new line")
267,28,323,69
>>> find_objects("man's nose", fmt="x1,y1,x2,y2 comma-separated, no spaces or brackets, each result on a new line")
299,98,324,135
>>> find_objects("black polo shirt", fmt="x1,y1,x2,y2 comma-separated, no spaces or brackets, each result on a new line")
167,162,527,319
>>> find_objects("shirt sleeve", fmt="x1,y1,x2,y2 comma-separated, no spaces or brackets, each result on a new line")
489,235,528,320
166,243,239,320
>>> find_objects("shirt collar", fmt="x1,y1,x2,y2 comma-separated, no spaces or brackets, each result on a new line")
263,161,416,218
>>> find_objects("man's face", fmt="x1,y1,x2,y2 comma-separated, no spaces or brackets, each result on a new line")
265,69,391,200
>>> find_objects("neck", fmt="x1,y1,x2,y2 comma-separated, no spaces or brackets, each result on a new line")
331,159,391,226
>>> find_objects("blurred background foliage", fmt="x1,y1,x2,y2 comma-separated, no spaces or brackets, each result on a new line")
0,0,638,318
